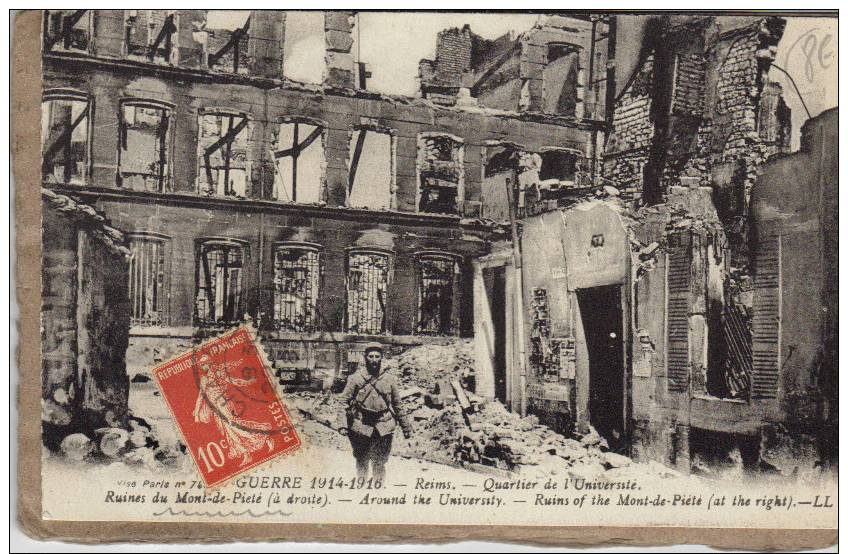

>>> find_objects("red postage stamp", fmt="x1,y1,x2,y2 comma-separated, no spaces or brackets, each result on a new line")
152,326,301,487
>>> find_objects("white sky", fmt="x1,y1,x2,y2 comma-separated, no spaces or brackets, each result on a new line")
770,16,838,149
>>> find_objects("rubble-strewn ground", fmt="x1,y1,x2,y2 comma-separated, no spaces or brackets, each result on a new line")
288,341,667,480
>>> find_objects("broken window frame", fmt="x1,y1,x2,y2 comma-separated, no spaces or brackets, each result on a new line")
272,243,322,332
116,99,172,192
41,89,91,186
414,252,461,337
194,238,248,327
345,249,392,336
272,116,327,204
417,132,465,215
347,123,396,210
124,10,178,63
206,12,252,74
196,108,253,198
128,233,170,327
43,10,92,53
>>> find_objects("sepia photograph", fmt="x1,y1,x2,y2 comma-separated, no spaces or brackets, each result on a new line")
12,7,838,549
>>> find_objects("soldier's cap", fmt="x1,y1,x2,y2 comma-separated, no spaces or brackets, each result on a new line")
363,341,384,355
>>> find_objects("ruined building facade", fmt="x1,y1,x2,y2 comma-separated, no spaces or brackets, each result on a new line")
41,10,604,385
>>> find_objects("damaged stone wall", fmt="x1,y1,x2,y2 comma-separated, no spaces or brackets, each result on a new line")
602,16,788,239
42,190,132,449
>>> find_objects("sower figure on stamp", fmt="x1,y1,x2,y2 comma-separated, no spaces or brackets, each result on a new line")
337,342,411,482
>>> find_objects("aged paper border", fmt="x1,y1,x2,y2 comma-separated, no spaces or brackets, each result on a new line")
13,9,837,549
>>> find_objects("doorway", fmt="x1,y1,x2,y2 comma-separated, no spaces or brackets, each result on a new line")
577,285,626,451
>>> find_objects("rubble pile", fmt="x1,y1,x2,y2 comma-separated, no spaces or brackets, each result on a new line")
53,416,185,470
390,339,476,391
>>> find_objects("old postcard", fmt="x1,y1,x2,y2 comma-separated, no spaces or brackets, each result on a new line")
14,8,838,548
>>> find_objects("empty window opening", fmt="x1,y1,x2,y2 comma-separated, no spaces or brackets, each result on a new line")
283,11,326,84
273,246,321,332
539,150,578,188
273,120,325,203
416,254,460,336
544,44,580,116
204,11,251,74
347,127,393,210
41,93,89,185
43,10,90,52
195,241,245,325
125,10,178,63
346,252,390,335
118,102,170,192
418,134,464,215
129,236,168,327
197,111,252,197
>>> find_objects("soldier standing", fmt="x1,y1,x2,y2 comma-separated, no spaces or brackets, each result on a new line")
338,342,411,482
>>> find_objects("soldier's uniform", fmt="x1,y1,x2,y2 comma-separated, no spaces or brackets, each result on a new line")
337,344,411,482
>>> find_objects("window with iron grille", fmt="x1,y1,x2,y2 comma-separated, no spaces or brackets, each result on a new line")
125,10,178,63
418,134,463,214
195,240,245,325
272,120,325,204
416,254,460,336
346,252,390,335
273,246,321,332
118,101,170,192
43,10,90,53
197,111,252,197
41,92,90,185
129,236,168,327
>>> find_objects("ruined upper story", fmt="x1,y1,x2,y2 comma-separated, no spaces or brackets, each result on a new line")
41,10,603,224
418,16,609,122
602,15,790,226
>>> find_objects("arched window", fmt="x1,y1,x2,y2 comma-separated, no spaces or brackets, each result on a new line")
346,250,391,335
195,239,247,325
273,244,321,332
196,109,252,197
118,100,172,192
41,90,90,185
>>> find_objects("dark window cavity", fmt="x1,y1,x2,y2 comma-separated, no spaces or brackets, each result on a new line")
416,254,460,336
195,241,245,325
41,93,89,185
118,102,171,192
273,246,321,332
346,252,390,335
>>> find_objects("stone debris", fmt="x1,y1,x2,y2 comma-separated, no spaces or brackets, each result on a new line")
60,433,95,461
